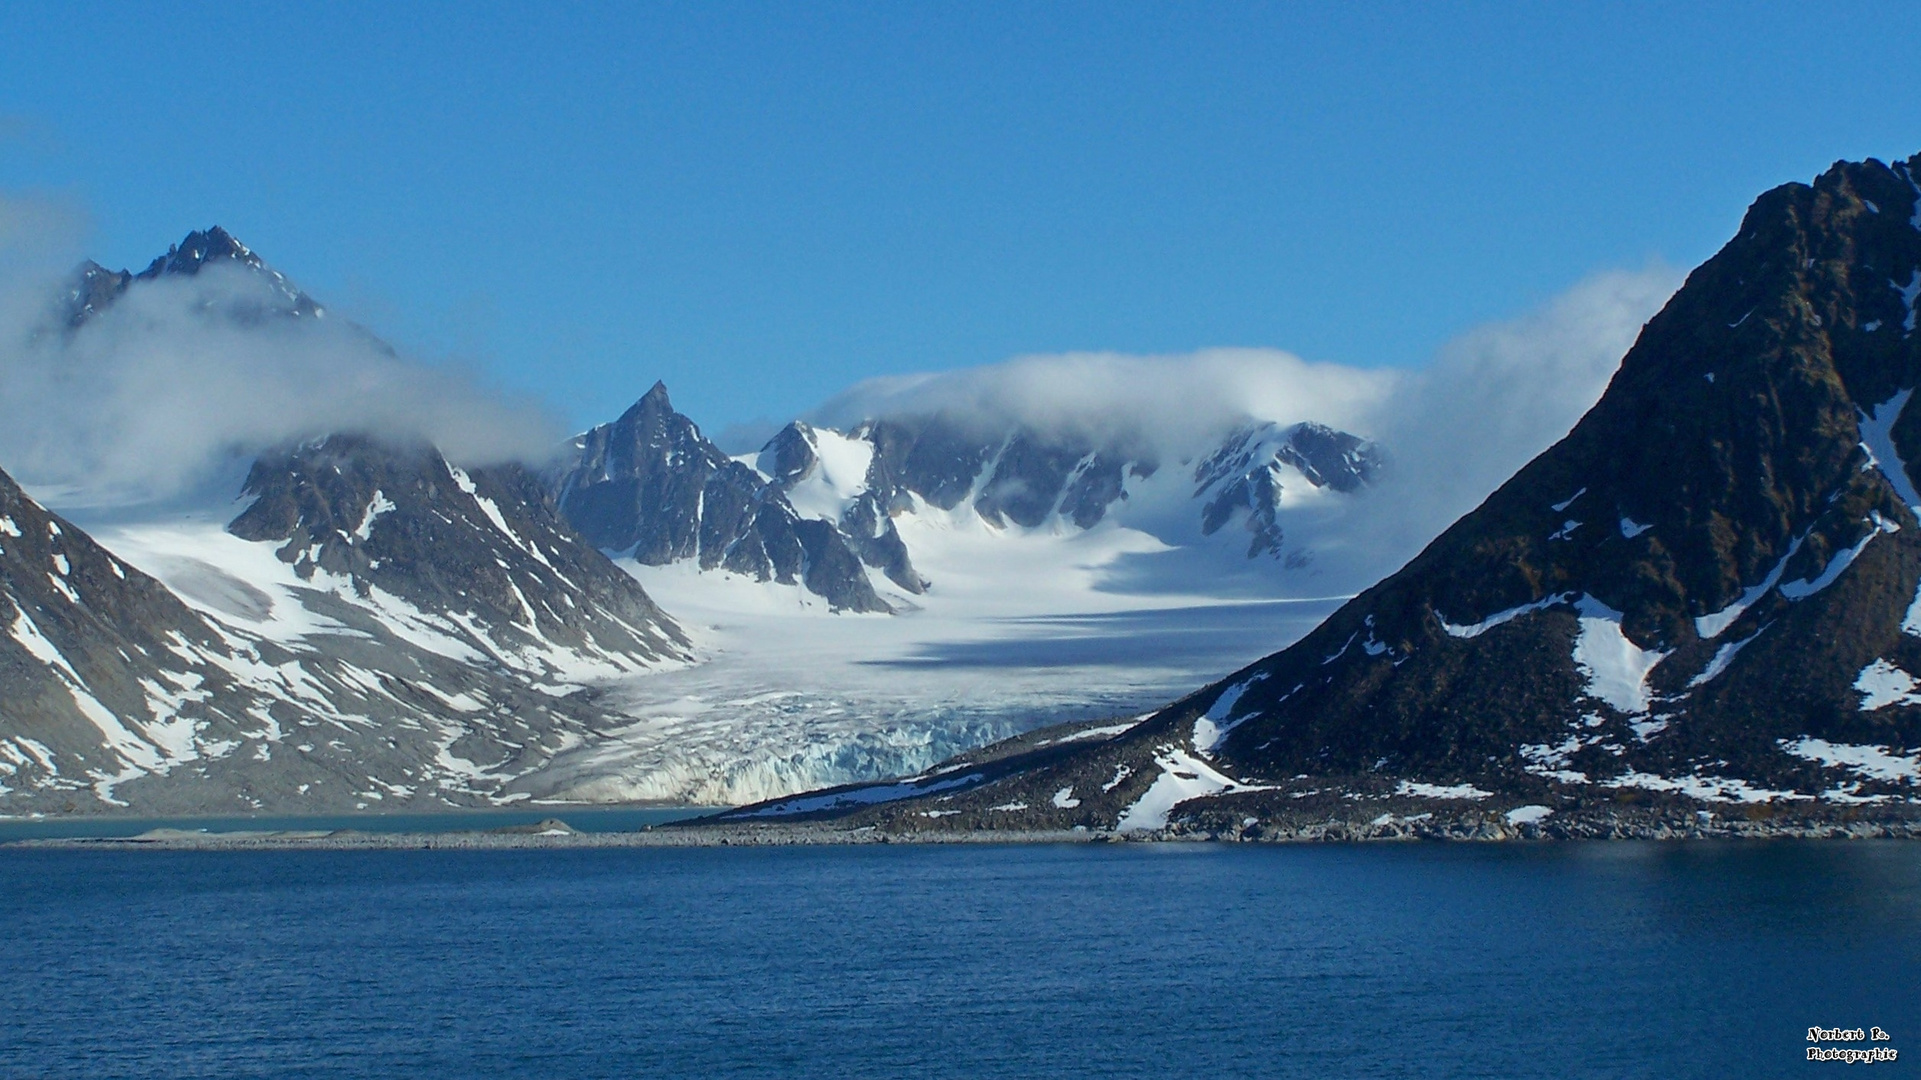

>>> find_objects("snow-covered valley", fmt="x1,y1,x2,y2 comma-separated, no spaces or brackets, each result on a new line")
76,496,1339,809
0,227,1672,816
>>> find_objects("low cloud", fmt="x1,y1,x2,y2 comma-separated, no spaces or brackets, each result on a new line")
1359,265,1684,562
0,191,1681,564
804,263,1683,586
0,213,564,510
810,346,1398,455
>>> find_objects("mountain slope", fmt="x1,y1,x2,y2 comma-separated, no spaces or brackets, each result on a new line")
0,463,267,808
1,230,702,815
553,383,902,612
231,434,687,680
1181,153,1921,807
729,153,1921,833
551,384,1386,610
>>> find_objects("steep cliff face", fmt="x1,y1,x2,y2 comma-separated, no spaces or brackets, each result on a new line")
1178,153,1921,807
232,434,688,677
550,384,1385,611
728,154,1921,832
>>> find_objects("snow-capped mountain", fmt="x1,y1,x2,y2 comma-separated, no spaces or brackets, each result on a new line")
550,385,1387,610
730,153,1921,833
0,230,704,815
230,434,686,681
0,216,1646,817
63,225,322,327
0,455,686,815
554,384,904,613
1192,421,1382,559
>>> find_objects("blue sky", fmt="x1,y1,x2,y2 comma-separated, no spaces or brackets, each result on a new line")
5,2,1921,434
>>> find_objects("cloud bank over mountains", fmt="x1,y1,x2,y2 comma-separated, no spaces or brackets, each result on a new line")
1367,265,1684,558
809,347,1398,453
812,264,1683,567
0,217,565,509
0,197,1679,543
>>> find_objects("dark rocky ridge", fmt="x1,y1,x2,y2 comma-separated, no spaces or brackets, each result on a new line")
231,434,689,675
553,384,900,612
551,388,1385,609
1,230,697,816
844,412,1160,529
62,226,321,327
723,153,1921,832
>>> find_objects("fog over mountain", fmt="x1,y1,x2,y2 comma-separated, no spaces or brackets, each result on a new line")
0,206,1683,810
0,191,1677,562
0,214,563,511
798,265,1680,588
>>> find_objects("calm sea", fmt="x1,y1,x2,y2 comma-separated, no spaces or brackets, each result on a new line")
0,840,1914,1078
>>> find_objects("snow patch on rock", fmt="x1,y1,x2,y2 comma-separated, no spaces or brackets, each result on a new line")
1696,537,1802,639
1116,746,1266,831
1858,389,1921,513
1571,596,1670,715
1394,779,1492,800
1439,593,1573,639
1853,659,1921,711
1781,737,1920,784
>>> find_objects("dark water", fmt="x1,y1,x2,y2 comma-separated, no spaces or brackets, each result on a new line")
0,806,712,842
0,841,1915,1078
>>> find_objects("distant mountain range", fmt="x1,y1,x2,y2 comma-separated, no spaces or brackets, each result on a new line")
17,155,1921,829
0,229,692,815
725,153,1921,834
1,224,1379,814
550,382,1385,612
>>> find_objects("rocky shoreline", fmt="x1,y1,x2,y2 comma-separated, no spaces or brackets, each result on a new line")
6,805,1918,851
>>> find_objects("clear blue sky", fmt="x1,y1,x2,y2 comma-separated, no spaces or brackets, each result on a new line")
5,2,1921,433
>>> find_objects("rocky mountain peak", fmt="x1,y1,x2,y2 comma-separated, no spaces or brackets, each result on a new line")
232,434,689,677
759,422,820,488
559,384,732,559
554,389,900,611
63,226,321,326
1193,421,1385,558
61,261,133,328
137,226,257,279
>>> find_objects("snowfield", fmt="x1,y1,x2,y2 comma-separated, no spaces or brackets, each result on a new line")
84,500,1340,808
551,513,1342,805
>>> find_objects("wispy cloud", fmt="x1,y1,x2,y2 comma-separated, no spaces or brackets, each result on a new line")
1357,265,1683,564
0,207,565,509
810,346,1398,454
805,263,1683,587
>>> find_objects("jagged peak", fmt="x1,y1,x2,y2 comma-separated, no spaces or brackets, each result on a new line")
759,421,821,487
138,226,260,280
49,225,326,322
611,381,683,428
